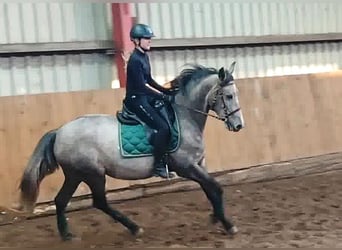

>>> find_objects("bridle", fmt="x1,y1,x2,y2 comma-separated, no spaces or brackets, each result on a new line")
175,81,241,122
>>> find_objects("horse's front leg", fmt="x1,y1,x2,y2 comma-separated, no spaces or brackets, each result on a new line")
176,164,238,235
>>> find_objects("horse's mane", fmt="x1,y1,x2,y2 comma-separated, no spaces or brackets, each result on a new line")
175,64,218,90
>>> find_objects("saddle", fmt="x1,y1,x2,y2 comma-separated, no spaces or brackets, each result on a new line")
116,100,180,158
117,103,146,126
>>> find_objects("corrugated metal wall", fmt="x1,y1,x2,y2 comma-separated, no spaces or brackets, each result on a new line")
134,1,342,82
0,3,112,44
133,1,342,38
2,42,340,96
0,2,114,97
0,1,341,96
0,54,114,96
0,0,342,44
2,1,341,44
149,42,342,82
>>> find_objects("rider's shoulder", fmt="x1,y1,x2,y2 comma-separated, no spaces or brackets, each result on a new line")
127,51,143,65
130,49,146,60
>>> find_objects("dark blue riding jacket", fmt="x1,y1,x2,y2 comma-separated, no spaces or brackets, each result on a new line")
125,48,164,98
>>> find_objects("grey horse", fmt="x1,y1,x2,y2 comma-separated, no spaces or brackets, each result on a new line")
18,62,245,241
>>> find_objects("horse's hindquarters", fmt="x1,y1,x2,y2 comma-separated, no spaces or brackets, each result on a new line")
54,115,155,180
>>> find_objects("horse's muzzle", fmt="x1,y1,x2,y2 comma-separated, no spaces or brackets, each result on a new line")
225,120,243,132
234,124,243,132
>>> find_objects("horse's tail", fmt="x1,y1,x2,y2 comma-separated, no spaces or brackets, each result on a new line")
18,129,59,212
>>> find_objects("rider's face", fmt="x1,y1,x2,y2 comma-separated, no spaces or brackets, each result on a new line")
139,38,151,51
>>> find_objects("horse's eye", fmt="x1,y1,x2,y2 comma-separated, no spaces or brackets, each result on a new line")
226,95,233,100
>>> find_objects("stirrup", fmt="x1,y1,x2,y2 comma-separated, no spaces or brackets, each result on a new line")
153,169,175,179
153,161,175,179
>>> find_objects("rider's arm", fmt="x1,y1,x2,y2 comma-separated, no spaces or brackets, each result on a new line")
147,76,170,93
145,83,163,95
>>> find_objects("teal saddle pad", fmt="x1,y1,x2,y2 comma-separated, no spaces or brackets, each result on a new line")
118,114,180,158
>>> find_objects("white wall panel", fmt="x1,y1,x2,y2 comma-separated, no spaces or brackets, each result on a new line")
1,41,341,96
149,42,342,83
0,54,115,96
1,1,340,46
0,3,112,45
134,1,342,39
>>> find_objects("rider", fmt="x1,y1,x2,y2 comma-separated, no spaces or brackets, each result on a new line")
123,23,177,179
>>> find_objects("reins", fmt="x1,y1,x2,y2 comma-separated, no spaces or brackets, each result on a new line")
174,103,226,121
174,103,241,121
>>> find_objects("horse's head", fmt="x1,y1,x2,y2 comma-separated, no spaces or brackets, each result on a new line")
208,62,245,132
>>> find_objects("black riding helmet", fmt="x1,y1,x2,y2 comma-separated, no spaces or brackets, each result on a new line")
130,23,155,40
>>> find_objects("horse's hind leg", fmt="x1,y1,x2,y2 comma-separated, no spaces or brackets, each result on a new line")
54,171,81,241
177,165,238,235
84,173,142,236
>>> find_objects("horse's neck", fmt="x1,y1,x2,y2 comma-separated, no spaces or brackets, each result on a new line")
177,75,216,132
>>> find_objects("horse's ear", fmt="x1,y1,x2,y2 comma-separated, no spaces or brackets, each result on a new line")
228,61,236,74
218,67,226,81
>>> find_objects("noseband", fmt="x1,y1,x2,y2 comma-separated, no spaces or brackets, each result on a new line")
207,82,241,121
209,90,241,120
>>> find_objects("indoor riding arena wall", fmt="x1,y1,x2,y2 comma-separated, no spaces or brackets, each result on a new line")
0,71,342,208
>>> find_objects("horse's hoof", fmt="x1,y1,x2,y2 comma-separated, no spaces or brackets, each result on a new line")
61,232,74,241
136,228,144,236
132,227,144,236
228,226,238,235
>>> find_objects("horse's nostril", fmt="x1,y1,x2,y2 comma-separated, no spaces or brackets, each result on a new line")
236,124,242,130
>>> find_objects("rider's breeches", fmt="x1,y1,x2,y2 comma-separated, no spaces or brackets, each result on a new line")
124,95,171,160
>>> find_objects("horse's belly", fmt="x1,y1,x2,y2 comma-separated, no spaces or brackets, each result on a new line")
105,158,154,180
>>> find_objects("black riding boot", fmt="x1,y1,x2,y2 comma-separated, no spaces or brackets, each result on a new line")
153,154,175,179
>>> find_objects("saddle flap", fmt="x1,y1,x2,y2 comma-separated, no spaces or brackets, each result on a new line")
117,101,180,158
